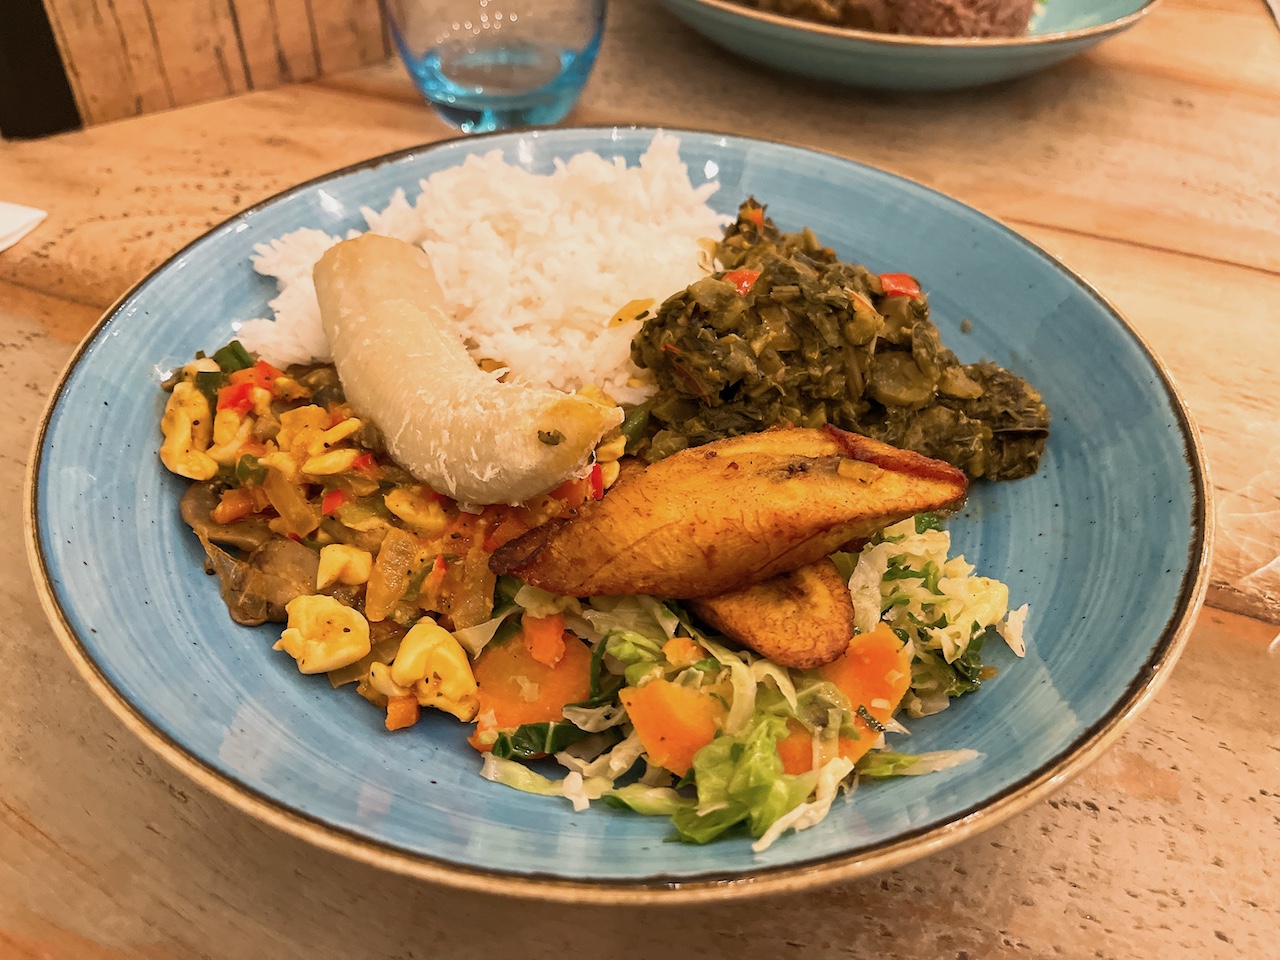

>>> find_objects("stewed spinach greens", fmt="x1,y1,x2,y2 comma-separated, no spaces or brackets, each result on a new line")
630,199,1049,480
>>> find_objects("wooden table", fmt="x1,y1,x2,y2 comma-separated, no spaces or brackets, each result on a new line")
2,1,1278,955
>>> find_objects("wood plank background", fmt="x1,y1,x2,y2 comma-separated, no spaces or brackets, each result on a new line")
40,0,389,126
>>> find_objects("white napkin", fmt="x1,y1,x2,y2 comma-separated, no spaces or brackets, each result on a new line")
0,201,47,253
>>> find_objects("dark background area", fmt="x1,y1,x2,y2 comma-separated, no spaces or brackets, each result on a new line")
0,0,81,139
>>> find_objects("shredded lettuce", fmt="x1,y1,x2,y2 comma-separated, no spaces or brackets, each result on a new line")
582,595,678,642
998,603,1029,657
671,714,817,844
480,755,564,797
561,701,628,732
855,748,980,778
750,658,798,714
603,784,693,817
697,636,757,735
452,604,520,658
604,630,668,686
850,518,1012,666
751,755,854,852
513,584,582,619
556,730,646,780
480,755,611,811
478,513,1018,848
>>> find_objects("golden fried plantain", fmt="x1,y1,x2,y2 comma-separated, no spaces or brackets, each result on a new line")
688,558,855,669
489,425,966,598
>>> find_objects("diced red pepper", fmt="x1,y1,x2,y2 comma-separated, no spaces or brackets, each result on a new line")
549,464,605,509
722,269,760,296
588,462,604,501
216,380,256,414
743,207,764,227
879,272,922,298
321,488,351,515
229,359,284,393
350,453,381,479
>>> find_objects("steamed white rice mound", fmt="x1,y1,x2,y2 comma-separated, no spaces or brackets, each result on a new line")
236,133,725,405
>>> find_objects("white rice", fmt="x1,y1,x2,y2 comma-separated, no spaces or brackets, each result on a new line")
236,133,726,405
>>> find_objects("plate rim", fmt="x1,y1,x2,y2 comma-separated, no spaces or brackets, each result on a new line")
24,124,1212,904
663,0,1163,49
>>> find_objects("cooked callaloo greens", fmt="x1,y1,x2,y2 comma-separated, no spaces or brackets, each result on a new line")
158,148,1039,850
631,199,1049,480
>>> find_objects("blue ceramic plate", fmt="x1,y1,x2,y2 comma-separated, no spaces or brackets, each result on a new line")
27,127,1208,903
662,0,1160,90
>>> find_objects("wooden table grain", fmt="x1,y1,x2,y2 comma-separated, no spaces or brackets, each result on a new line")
2,0,1278,956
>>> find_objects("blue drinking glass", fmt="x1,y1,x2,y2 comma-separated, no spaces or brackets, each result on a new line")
383,0,608,133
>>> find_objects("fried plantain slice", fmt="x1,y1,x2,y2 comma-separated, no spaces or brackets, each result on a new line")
688,558,855,669
489,426,966,598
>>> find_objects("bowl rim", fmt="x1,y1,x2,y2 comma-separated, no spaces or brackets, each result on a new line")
24,124,1211,905
664,0,1163,49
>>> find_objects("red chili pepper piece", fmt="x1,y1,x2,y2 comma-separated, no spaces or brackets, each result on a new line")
589,462,604,501
350,453,381,479
216,381,255,414
229,359,284,393
321,488,351,515
879,273,922,298
722,269,760,296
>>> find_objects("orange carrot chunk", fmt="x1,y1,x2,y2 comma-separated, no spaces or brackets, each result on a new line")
661,635,706,668
779,622,913,772
468,631,593,752
522,612,567,668
385,695,420,731
211,487,257,525
619,679,727,777
776,718,815,777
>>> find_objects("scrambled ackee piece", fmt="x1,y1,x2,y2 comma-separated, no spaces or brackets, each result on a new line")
159,341,626,731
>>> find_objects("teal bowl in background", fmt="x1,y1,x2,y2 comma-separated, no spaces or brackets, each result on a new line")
26,127,1208,903
661,0,1160,90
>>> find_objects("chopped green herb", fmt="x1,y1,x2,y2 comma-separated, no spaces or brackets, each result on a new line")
193,369,223,413
235,453,268,486
212,340,254,373
915,513,943,534
856,704,887,733
490,721,588,760
619,399,654,454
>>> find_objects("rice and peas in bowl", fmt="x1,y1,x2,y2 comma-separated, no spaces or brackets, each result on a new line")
156,134,1033,851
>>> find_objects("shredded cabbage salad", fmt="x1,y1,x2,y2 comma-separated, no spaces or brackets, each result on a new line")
477,514,1027,851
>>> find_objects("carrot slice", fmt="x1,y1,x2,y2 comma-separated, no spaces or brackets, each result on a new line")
619,679,727,777
661,635,706,668
468,631,593,752
778,622,913,772
522,612,566,668
211,487,256,525
776,719,815,777
385,695,420,731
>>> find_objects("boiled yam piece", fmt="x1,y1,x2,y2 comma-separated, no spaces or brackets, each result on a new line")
313,235,621,505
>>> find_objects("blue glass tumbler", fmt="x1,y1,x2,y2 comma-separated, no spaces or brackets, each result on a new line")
383,0,608,133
